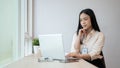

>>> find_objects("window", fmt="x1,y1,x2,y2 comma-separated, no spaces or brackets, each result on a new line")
0,0,19,67
0,0,33,67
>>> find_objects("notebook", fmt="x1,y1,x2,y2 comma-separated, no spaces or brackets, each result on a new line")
38,34,79,62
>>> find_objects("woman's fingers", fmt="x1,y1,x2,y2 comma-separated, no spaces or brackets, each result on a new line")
79,29,85,36
66,53,73,57
66,52,78,57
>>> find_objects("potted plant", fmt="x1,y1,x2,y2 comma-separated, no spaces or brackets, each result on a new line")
32,38,40,54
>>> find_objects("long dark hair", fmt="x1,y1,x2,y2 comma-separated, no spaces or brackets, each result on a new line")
77,8,100,35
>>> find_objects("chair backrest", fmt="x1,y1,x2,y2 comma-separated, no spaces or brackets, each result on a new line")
100,51,106,68
87,51,106,68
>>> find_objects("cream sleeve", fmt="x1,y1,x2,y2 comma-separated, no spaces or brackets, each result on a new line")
88,32,105,61
70,33,77,52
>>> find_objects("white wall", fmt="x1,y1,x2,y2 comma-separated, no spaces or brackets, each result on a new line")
34,0,120,68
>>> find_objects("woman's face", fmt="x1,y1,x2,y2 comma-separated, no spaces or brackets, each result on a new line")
80,13,92,30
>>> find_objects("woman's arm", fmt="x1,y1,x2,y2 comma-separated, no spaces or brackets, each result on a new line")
79,54,91,60
66,52,91,61
74,35,81,53
73,29,85,53
88,32,105,60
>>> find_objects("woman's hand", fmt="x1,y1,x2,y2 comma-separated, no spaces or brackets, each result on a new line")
78,29,86,38
65,52,81,59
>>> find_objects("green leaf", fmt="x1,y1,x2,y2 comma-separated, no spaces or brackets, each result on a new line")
32,38,40,46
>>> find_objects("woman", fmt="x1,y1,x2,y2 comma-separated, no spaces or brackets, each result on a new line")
66,8,106,68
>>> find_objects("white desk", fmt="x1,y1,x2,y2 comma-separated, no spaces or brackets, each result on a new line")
4,54,97,68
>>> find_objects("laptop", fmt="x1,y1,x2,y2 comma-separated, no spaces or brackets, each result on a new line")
38,34,79,62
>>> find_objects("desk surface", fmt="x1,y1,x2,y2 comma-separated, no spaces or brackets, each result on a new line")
4,54,97,68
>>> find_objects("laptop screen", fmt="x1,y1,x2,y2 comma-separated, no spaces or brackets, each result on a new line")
38,34,66,60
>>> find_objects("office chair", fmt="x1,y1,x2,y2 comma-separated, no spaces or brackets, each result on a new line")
87,51,106,68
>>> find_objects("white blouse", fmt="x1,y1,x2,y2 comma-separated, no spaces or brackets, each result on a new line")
71,29,105,60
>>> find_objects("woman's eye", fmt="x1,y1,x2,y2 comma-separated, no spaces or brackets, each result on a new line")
84,18,88,20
